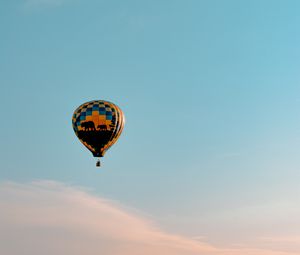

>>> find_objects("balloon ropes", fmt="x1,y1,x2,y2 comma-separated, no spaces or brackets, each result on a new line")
72,100,125,167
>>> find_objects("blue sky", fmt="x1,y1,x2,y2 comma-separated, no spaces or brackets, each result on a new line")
1,0,300,253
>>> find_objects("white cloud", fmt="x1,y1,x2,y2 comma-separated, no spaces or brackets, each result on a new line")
0,181,298,255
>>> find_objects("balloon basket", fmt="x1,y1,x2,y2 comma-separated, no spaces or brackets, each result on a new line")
96,159,101,167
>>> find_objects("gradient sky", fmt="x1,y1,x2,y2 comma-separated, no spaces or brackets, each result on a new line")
1,0,300,254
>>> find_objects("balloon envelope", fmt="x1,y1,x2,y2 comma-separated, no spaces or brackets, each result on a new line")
72,100,125,157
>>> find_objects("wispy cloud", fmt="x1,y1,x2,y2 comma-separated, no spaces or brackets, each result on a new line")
0,181,298,255
261,236,300,243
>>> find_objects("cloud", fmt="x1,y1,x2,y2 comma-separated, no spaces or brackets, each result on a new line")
261,236,300,243
0,180,298,255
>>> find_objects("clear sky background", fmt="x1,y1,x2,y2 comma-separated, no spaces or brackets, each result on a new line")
1,1,300,254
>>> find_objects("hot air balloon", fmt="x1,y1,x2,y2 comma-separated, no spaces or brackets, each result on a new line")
72,100,125,167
